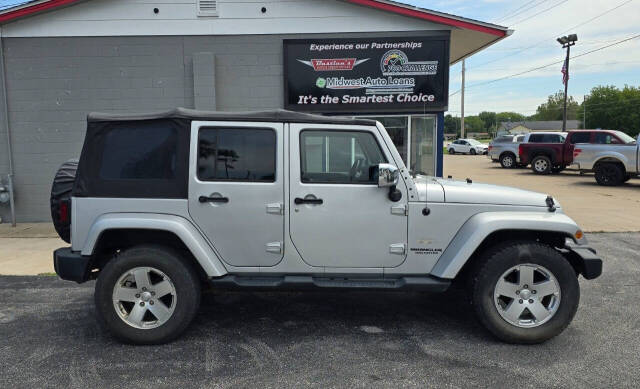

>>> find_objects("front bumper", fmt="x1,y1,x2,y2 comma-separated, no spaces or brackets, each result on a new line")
53,247,92,283
563,244,603,280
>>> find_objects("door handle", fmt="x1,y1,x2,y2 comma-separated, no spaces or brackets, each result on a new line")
294,197,323,205
199,195,229,203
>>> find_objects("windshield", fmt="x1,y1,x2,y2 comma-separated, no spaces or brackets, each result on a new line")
614,131,636,144
467,139,482,145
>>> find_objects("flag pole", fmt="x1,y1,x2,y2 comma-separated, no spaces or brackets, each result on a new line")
562,45,570,133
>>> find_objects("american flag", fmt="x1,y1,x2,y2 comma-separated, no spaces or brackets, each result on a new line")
561,57,569,86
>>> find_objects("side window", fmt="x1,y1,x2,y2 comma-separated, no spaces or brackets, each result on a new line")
197,128,276,182
569,132,591,144
100,122,177,180
516,136,525,142
528,134,542,142
594,132,614,145
300,130,387,184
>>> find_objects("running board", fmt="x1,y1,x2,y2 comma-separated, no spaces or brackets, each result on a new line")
209,275,450,292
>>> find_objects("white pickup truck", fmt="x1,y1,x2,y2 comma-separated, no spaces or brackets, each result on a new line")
574,132,639,186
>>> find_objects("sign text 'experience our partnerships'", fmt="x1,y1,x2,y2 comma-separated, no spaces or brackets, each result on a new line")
284,36,449,113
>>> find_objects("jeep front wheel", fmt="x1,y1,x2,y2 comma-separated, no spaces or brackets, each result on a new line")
95,246,201,344
470,242,580,344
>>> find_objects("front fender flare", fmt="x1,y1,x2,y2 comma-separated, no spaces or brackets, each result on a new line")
81,213,227,277
430,211,584,279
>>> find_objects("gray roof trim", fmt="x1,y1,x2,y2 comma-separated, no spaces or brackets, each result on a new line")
87,107,376,126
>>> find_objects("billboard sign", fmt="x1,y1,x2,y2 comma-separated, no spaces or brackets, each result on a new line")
284,36,449,113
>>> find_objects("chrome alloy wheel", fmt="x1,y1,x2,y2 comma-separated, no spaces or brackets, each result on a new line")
112,266,177,329
534,158,549,173
502,155,513,167
493,264,561,328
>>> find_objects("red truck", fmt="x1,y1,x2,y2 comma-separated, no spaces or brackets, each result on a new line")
519,130,630,174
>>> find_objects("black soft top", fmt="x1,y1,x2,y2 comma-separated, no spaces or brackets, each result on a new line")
87,107,376,126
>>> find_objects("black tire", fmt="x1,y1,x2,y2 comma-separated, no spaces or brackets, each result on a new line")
50,159,78,243
448,148,456,155
470,149,477,155
594,162,625,186
531,155,552,175
470,241,580,344
623,174,632,183
499,153,516,169
95,245,201,344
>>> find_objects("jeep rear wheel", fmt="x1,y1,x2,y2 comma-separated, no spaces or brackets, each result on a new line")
95,246,201,344
531,155,552,174
594,162,625,186
470,242,580,344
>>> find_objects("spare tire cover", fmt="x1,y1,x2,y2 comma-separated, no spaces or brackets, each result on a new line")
50,159,78,243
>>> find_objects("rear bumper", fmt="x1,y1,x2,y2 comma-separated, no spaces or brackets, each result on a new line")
563,244,603,280
53,247,92,283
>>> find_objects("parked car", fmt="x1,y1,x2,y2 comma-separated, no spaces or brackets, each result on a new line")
519,130,630,175
573,132,639,185
51,108,601,345
448,138,488,155
488,134,525,168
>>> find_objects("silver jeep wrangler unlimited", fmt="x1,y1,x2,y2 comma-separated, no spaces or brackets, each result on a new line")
51,108,602,344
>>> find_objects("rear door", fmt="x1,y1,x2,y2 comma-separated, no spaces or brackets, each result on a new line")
289,124,408,268
188,121,284,267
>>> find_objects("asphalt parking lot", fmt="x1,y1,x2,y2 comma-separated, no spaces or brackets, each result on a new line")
443,154,640,232
1,232,639,388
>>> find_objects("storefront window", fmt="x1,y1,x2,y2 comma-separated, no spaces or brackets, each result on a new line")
369,117,408,164
362,115,436,176
410,116,436,175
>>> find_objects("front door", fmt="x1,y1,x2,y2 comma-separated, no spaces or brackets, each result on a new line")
188,121,284,267
289,124,408,268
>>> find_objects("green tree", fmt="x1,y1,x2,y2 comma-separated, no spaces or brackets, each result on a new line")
463,116,485,133
581,85,640,137
478,111,497,131
444,114,460,136
496,112,526,124
533,91,579,121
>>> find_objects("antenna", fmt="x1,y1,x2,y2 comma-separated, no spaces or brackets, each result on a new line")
421,99,430,216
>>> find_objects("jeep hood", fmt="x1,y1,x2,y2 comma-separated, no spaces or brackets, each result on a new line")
413,176,552,207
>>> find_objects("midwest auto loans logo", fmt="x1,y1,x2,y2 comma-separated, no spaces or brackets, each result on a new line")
380,49,438,76
297,58,369,71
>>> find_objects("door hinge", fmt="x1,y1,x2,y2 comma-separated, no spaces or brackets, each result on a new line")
389,243,406,255
266,202,284,215
266,241,283,254
391,204,408,216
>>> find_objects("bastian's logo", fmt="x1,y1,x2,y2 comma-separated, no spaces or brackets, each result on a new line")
298,58,370,71
380,50,438,76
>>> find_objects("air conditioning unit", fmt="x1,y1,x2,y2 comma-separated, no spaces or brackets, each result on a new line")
197,0,219,17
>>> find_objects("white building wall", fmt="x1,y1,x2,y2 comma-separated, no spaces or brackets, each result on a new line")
1,0,451,37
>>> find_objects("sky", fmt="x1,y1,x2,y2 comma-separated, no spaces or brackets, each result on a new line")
403,0,640,117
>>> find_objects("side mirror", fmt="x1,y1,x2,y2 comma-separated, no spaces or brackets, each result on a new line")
377,163,399,188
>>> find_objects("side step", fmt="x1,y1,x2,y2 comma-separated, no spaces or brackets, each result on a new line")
209,275,450,292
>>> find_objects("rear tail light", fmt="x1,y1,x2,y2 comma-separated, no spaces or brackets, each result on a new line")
59,200,70,224
573,148,582,158
488,145,493,151
518,144,524,156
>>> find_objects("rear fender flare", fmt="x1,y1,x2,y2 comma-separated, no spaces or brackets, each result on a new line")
430,211,584,279
81,213,227,277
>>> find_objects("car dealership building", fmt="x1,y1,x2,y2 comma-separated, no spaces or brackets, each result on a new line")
0,0,509,223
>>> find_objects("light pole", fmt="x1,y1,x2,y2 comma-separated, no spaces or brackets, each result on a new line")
557,34,577,132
